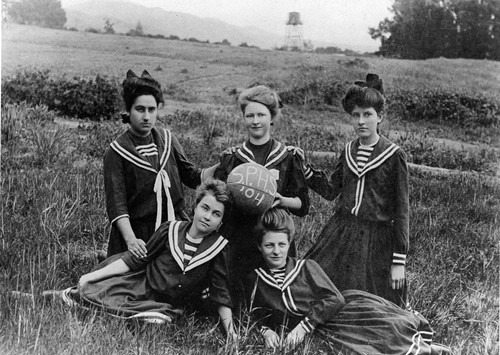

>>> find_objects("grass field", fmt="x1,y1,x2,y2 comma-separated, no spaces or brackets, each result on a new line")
1,23,499,354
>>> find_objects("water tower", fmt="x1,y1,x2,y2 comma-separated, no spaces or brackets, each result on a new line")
284,12,303,51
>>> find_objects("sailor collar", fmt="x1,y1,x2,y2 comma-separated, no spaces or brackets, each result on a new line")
110,128,171,173
345,136,400,178
235,140,288,169
255,258,307,316
168,221,228,273
110,128,175,230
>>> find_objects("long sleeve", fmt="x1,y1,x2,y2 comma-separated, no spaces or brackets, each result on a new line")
171,134,202,189
302,260,345,329
304,153,343,201
284,154,310,217
214,153,232,182
392,149,409,265
103,147,129,224
208,247,233,309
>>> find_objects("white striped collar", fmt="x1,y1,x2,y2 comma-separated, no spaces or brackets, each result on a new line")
110,129,172,173
255,258,306,317
158,129,172,170
111,140,156,173
345,138,400,177
255,258,306,291
168,221,228,272
235,140,288,169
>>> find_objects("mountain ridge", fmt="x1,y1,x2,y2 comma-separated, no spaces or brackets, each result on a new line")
63,0,344,50
65,0,288,49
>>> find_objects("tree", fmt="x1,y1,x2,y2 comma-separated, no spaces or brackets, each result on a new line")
103,18,115,34
135,21,143,36
454,0,500,59
8,0,66,29
370,0,499,60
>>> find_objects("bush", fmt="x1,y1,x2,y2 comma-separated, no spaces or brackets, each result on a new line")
387,89,500,128
280,79,347,107
84,27,100,34
1,69,121,121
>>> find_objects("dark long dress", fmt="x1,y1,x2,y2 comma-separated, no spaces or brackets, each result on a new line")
214,139,309,305
305,136,409,307
249,258,434,355
62,221,232,323
103,128,202,257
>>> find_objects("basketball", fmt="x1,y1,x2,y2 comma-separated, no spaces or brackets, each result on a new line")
227,163,277,215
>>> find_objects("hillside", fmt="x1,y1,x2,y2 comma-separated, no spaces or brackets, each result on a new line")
3,23,500,103
64,0,287,49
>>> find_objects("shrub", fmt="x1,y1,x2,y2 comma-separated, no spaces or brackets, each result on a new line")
387,89,500,128
1,69,121,121
280,79,347,107
84,27,100,34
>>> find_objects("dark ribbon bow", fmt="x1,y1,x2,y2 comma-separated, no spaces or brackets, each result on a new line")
127,69,152,79
354,73,384,94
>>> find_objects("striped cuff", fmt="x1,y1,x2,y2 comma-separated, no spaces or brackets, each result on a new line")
304,165,313,180
419,330,434,345
110,214,129,225
299,317,315,333
392,253,407,265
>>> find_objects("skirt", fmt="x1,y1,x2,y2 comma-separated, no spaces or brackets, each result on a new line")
317,290,433,355
64,256,183,324
306,210,407,307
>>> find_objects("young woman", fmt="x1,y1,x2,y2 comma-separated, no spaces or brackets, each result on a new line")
249,208,450,355
303,74,409,307
214,85,309,306
104,70,216,258
44,179,235,338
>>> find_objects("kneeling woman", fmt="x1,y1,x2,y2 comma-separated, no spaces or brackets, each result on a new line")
48,179,235,338
248,208,449,354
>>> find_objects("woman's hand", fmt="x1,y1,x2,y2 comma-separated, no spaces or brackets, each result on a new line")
220,146,239,157
390,265,405,289
263,329,280,349
287,146,305,161
271,192,284,208
126,238,147,259
285,324,307,349
272,193,302,210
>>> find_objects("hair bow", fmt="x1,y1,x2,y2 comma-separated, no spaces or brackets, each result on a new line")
126,69,152,79
354,73,384,94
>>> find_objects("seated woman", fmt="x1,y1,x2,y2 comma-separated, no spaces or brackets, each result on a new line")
44,179,235,339
248,208,450,355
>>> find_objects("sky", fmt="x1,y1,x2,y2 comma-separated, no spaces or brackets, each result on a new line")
60,0,394,52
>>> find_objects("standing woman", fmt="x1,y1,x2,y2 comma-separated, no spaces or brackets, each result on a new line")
104,70,215,258
214,85,309,305
304,74,409,307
